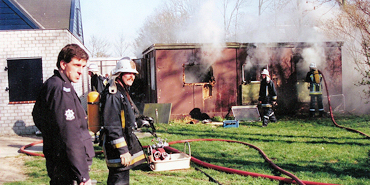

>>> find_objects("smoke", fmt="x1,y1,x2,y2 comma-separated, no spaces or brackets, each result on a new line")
140,0,370,114
239,1,332,81
176,0,226,80
299,43,326,73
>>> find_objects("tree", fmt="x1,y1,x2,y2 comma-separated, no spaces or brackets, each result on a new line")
324,0,370,99
133,0,251,53
114,33,131,58
86,35,111,58
220,0,250,41
133,0,196,54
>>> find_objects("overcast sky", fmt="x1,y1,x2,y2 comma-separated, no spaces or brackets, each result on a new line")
80,0,168,56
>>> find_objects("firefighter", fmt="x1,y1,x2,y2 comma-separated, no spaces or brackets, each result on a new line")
32,44,94,185
258,69,277,127
305,62,325,117
87,63,107,93
100,57,146,185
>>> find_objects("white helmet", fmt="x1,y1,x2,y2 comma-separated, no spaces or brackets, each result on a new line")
88,63,99,72
309,62,316,69
261,69,269,76
112,57,138,75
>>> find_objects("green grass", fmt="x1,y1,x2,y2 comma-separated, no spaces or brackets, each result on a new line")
6,114,370,185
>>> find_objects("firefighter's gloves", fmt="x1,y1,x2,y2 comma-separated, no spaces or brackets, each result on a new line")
120,152,131,166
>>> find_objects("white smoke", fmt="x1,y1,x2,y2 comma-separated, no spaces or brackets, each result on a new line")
300,44,326,73
177,0,226,71
138,0,370,114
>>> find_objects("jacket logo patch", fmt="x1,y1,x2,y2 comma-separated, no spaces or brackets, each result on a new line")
65,109,75,120
63,87,71,92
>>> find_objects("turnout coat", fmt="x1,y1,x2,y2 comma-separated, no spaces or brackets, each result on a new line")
258,78,277,107
32,70,95,183
101,83,146,170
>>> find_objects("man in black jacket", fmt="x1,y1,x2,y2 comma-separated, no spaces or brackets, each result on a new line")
101,57,146,185
32,44,95,185
258,69,278,127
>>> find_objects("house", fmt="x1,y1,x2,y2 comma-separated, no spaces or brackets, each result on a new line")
140,42,343,120
0,0,89,135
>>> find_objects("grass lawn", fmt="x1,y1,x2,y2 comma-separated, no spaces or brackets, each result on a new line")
6,114,370,185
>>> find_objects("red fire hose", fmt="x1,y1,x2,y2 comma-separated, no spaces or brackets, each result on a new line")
19,140,44,157
20,138,338,185
320,70,370,138
165,139,338,185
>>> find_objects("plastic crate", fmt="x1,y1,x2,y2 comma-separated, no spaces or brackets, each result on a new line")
223,120,239,128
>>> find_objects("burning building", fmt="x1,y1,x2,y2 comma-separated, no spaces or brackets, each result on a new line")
136,42,343,120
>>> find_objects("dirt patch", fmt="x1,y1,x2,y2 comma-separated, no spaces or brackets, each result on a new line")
0,135,43,184
0,156,31,184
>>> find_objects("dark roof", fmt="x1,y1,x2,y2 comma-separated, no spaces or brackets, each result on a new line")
14,0,71,29
0,0,84,43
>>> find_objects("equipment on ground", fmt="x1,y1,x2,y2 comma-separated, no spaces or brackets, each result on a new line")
146,138,191,172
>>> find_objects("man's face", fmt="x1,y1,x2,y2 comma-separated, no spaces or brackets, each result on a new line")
121,72,136,86
60,57,87,83
261,74,266,79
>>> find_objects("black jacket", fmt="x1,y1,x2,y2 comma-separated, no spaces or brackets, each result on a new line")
91,73,107,93
32,70,95,183
258,78,277,105
101,82,146,170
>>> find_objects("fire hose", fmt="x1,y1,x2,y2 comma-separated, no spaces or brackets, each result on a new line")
164,139,340,185
320,70,370,138
21,139,337,185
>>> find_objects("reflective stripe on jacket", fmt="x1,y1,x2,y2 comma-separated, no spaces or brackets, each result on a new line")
101,82,146,170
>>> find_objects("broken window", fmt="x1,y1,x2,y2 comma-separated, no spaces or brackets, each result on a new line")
242,63,268,84
183,63,214,84
183,62,215,99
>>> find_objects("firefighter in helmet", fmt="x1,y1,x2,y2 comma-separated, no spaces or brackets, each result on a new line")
258,69,278,127
305,62,325,117
100,57,146,185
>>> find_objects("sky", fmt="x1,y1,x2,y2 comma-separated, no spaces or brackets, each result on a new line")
80,0,168,57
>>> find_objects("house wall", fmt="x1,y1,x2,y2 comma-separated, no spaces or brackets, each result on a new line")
153,48,243,118
143,42,342,120
0,29,88,135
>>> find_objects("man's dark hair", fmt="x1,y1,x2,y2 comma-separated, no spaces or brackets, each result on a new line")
57,44,89,69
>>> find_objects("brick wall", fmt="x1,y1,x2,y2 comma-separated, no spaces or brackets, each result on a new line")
0,29,90,135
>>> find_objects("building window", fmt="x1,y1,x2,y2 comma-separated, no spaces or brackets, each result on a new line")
183,62,215,99
7,58,43,103
242,63,267,84
183,63,214,84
